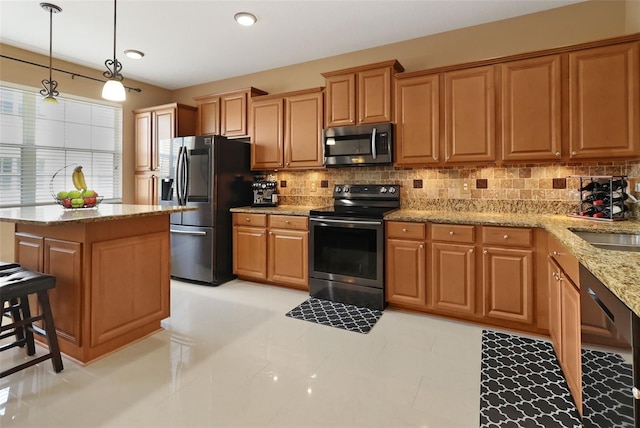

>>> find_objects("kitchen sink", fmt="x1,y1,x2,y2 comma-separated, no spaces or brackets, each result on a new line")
572,230,640,252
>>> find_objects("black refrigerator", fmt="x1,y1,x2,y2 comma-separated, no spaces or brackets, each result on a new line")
159,135,252,285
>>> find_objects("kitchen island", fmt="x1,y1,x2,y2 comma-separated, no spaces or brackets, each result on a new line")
0,204,195,364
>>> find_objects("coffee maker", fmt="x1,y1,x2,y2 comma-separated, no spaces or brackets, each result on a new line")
252,179,278,207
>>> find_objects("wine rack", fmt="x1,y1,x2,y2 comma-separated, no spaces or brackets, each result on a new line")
569,175,630,221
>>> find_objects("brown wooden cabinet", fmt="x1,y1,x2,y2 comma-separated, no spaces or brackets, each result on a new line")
430,224,477,316
323,60,403,127
500,55,562,162
444,65,496,164
385,222,427,307
233,213,308,289
569,42,640,160
133,103,197,205
194,87,268,138
251,88,324,170
394,73,440,166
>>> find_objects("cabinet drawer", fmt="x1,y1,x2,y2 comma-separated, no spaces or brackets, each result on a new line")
431,224,475,243
548,235,580,286
269,215,308,230
482,226,533,247
387,221,426,240
233,213,267,227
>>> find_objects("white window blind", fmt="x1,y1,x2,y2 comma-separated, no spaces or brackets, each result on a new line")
0,84,122,208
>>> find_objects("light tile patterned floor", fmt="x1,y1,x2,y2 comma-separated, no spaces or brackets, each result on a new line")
1,279,483,427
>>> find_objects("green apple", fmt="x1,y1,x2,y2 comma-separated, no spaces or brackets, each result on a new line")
57,190,69,199
71,198,84,208
68,190,82,199
82,189,95,197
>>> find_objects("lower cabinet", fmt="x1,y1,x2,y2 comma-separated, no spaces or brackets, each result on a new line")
385,221,544,333
233,213,309,290
548,236,582,412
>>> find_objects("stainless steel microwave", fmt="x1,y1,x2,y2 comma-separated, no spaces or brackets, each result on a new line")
323,122,393,167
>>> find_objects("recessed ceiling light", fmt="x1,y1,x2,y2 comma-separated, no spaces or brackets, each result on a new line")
124,49,144,59
234,12,257,26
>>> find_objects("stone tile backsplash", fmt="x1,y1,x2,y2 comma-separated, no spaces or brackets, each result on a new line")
268,161,640,216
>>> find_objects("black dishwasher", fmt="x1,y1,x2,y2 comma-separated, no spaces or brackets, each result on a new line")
580,264,640,427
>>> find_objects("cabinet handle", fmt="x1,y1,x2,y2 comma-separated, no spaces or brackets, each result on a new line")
552,251,559,256
419,244,424,249
269,231,273,235
483,249,488,255
446,156,450,161
433,156,438,161
285,220,290,224
449,231,454,236
402,228,407,233
503,234,509,240
555,152,561,157
571,151,577,156
469,249,474,254
245,217,251,222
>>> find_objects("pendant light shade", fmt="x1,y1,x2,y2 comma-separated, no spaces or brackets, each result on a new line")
102,0,126,101
40,2,62,104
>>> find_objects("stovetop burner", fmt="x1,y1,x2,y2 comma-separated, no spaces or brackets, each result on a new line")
309,184,400,220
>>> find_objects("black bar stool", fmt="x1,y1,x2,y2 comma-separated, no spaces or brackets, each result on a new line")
1,265,64,377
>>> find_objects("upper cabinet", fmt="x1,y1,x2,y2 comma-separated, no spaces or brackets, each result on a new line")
251,88,324,171
133,103,196,205
500,55,562,162
569,42,639,160
444,65,496,163
194,87,267,138
322,60,404,127
394,73,440,166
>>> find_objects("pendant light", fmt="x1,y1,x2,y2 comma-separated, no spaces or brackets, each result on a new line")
102,0,126,101
40,3,62,104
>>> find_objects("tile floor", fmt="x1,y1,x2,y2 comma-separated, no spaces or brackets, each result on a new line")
1,279,484,427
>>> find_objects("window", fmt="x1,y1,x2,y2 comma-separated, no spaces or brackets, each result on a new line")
0,84,122,208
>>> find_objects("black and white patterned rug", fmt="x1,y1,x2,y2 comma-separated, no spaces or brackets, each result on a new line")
285,297,382,334
480,330,581,428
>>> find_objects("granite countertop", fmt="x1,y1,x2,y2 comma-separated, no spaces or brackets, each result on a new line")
232,205,640,317
387,209,640,318
0,203,197,225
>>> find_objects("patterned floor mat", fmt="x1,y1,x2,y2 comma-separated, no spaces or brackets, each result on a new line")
285,297,382,334
480,330,581,428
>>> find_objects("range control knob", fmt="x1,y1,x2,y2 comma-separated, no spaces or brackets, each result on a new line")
344,186,350,193
335,186,342,193
389,187,397,194
380,187,388,193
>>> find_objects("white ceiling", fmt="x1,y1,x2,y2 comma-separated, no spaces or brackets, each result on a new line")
1,0,585,90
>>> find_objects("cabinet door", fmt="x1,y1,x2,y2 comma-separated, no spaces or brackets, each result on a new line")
44,238,82,346
134,111,152,172
154,108,176,172
482,247,533,324
358,66,392,124
221,92,248,137
268,228,308,289
561,276,582,410
431,243,476,315
15,233,44,272
569,42,640,159
395,74,440,165
233,225,267,280
444,66,496,163
251,98,284,170
386,238,426,307
501,55,562,161
197,98,220,136
285,91,324,169
548,257,563,358
325,73,356,127
134,172,157,205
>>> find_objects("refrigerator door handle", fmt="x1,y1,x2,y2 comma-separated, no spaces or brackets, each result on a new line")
170,229,207,236
182,147,189,205
176,146,186,205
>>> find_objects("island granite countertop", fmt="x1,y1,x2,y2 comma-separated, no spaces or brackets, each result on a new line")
0,204,196,226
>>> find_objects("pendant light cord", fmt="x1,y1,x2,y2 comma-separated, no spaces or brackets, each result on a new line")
48,7,53,83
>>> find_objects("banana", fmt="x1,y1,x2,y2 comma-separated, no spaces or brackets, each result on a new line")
72,166,87,191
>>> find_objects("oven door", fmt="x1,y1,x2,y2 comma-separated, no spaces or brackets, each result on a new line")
309,216,384,288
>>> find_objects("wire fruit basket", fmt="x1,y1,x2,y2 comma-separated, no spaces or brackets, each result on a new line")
49,164,103,209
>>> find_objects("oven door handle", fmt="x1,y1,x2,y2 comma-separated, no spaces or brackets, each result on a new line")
371,127,377,159
311,218,382,226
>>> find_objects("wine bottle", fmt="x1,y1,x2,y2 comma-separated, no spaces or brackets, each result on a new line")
592,193,629,206
582,191,609,203
600,179,628,192
579,181,602,192
592,204,629,218
579,206,604,216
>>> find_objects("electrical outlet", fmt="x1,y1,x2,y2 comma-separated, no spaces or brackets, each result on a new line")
461,180,471,197
476,179,488,189
413,179,423,189
310,181,317,192
280,180,287,188
320,180,329,188
552,178,567,189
